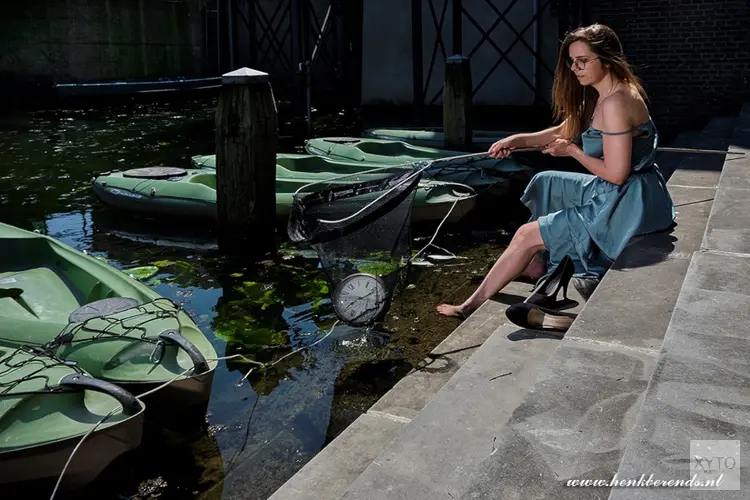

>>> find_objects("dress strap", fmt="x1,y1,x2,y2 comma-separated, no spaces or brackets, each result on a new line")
592,119,653,136
598,128,639,136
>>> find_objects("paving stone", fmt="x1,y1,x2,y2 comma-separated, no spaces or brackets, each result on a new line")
566,258,689,351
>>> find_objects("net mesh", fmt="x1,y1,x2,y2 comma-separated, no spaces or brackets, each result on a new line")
0,298,186,368
0,346,83,395
287,166,424,324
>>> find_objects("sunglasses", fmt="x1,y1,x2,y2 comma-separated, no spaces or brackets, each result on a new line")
566,56,600,70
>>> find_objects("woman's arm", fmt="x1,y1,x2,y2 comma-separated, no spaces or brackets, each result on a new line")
509,121,566,148
568,96,633,185
489,120,568,158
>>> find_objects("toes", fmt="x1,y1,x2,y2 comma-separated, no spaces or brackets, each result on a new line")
436,304,464,318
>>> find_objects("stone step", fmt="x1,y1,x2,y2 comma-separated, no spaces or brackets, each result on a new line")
667,116,737,189
606,106,750,499
657,130,702,182
700,111,750,255
332,117,733,499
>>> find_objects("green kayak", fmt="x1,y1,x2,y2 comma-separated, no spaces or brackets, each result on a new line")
0,222,218,428
0,342,145,489
92,165,478,225
362,127,521,149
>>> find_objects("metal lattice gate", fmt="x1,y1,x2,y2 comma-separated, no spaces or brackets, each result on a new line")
411,0,586,109
204,0,360,113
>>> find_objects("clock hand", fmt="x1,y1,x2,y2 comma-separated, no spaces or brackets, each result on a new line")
355,288,381,302
348,302,382,323
341,288,381,313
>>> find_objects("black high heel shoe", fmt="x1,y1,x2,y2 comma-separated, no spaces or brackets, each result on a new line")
505,302,577,333
524,255,575,309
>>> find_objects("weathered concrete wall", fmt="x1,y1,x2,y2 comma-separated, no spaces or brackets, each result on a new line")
0,0,207,85
361,0,559,106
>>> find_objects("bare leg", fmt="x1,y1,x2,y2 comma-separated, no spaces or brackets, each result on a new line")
437,222,546,318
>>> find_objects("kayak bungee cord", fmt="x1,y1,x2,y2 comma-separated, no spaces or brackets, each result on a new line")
0,347,86,395
0,297,185,354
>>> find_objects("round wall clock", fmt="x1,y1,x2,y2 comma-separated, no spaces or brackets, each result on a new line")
332,272,389,326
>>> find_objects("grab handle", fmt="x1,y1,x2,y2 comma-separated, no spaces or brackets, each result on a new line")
60,373,142,416
158,329,210,375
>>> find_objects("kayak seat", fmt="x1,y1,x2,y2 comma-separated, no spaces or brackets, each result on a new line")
0,268,81,322
188,173,216,189
85,280,118,304
356,141,412,156
276,156,364,175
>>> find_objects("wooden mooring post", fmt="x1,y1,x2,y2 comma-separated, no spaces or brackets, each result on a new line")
215,67,278,258
443,55,473,151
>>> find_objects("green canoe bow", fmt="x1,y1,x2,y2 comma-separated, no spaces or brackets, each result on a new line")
0,342,144,488
0,222,218,424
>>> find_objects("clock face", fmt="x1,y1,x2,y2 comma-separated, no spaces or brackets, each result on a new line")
332,273,388,326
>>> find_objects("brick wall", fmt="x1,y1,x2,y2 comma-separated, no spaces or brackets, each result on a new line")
587,0,750,137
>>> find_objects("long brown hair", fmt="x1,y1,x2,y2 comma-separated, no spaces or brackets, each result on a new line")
551,24,647,140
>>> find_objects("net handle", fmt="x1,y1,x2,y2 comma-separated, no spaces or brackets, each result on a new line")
425,147,545,166
291,147,543,198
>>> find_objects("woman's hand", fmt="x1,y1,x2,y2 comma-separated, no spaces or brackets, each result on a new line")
542,138,578,157
488,137,516,159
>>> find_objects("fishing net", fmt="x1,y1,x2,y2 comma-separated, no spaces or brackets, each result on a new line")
287,166,424,326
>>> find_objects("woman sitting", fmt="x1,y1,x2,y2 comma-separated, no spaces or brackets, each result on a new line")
437,23,675,319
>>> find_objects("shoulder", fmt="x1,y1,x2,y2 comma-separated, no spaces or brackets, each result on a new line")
600,92,634,131
600,91,631,116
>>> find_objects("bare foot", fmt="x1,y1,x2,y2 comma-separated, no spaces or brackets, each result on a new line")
436,303,467,318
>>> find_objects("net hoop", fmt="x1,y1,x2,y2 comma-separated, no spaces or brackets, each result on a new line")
287,168,423,246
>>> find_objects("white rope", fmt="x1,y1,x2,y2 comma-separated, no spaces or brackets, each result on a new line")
409,197,460,262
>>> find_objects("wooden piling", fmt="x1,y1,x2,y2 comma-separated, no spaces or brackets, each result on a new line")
215,67,278,257
443,55,472,151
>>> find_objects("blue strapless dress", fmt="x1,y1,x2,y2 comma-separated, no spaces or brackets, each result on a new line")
520,118,676,278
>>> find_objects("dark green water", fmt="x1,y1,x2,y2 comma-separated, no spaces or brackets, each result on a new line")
0,97,530,500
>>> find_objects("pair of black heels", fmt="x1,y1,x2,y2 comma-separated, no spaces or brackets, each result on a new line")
505,255,577,333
